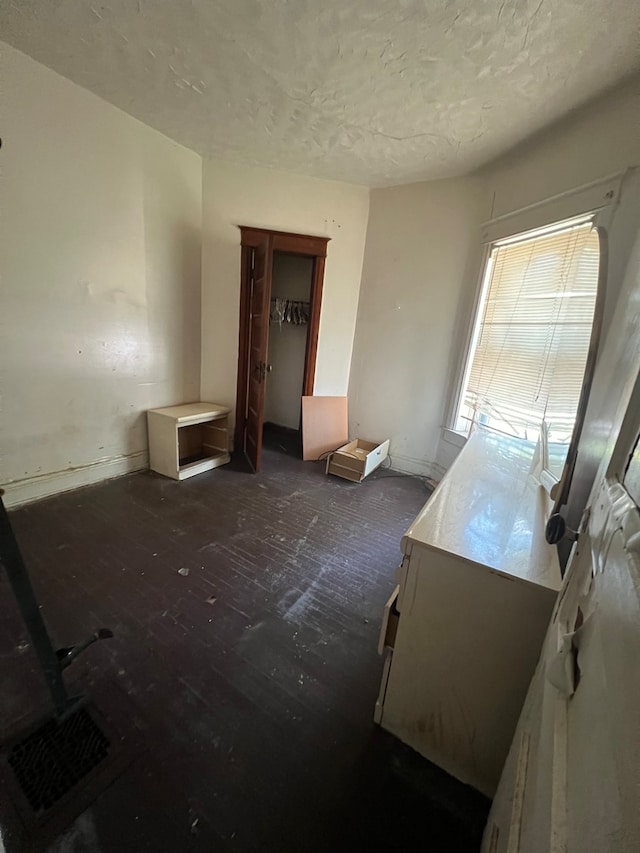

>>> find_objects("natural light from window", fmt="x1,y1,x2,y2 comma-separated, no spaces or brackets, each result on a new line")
455,216,601,479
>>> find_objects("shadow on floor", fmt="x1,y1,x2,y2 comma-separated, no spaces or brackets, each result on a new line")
1,447,489,852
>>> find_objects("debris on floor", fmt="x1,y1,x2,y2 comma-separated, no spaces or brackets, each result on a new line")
178,567,190,577
1,445,487,852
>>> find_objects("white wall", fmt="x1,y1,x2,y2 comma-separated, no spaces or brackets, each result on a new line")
0,44,203,506
475,75,640,222
348,178,484,477
349,75,640,481
472,74,640,351
456,77,640,525
264,254,313,430
200,159,370,418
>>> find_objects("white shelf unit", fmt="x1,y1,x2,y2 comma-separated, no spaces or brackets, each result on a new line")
147,403,231,481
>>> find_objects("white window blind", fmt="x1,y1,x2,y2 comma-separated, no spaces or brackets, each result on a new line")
456,218,600,454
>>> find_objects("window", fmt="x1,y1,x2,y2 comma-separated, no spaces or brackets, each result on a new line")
455,215,601,477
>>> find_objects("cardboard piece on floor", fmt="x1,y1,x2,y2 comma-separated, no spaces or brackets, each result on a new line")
301,396,349,461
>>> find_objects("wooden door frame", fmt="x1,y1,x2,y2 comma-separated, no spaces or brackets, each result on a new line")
234,226,330,453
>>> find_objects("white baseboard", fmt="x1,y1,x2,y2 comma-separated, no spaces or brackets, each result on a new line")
1,451,149,509
388,452,445,481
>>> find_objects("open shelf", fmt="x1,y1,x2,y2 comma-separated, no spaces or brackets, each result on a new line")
147,403,231,480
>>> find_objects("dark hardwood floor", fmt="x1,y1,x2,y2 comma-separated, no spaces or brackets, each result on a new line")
0,438,489,852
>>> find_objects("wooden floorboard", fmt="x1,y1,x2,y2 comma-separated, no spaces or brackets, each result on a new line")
0,439,489,852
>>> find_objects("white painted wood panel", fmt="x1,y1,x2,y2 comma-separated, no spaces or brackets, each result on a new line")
149,403,230,425
147,403,230,480
376,429,561,796
380,545,557,796
483,483,640,852
482,225,640,853
404,429,560,590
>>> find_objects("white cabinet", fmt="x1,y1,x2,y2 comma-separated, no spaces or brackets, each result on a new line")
375,429,561,797
147,403,231,480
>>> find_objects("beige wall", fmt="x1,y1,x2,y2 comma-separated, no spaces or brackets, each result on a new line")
349,76,640,480
476,75,640,221
348,178,484,476
264,254,314,430
474,74,640,348
0,44,203,506
200,159,370,419
4,39,637,507
449,77,640,490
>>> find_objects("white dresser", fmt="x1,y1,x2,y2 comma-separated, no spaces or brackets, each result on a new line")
375,429,561,797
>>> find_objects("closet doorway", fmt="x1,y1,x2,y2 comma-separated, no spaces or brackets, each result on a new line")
235,227,329,472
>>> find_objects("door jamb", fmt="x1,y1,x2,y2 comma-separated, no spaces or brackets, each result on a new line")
234,227,330,454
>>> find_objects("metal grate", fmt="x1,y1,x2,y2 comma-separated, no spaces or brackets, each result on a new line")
8,707,110,814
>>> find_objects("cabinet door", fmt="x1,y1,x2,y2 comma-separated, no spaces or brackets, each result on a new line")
377,585,400,654
484,228,640,853
483,372,640,853
380,547,555,797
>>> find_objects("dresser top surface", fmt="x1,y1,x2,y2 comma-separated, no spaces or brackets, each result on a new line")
404,430,561,590
148,402,230,422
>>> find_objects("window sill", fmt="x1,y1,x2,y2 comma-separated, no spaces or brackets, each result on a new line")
441,428,468,450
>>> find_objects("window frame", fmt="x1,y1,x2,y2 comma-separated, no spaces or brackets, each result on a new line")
443,173,622,482
455,214,601,440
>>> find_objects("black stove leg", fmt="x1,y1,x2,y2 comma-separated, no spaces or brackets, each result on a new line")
0,492,112,719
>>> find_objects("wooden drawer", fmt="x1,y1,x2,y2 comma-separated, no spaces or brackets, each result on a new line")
326,438,390,482
374,650,393,724
378,584,400,655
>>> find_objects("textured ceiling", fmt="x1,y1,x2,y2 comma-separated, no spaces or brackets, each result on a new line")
2,0,640,186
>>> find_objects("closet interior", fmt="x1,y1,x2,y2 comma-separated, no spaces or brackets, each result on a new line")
263,252,314,455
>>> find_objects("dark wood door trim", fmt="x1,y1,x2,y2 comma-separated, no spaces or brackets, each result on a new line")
245,235,272,472
302,255,326,396
234,243,254,453
238,226,329,257
234,227,330,458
